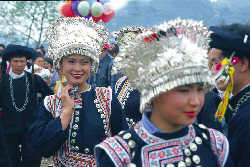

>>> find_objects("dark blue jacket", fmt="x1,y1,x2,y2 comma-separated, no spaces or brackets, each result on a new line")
198,89,224,132
0,72,53,135
225,85,250,167
0,120,12,167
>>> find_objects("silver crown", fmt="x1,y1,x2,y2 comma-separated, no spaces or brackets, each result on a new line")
46,17,109,73
113,18,213,112
113,26,145,47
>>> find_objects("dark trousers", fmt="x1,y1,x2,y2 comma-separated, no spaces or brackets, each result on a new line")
5,133,41,167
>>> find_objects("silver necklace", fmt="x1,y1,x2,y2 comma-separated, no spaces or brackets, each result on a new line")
229,91,250,118
9,73,30,112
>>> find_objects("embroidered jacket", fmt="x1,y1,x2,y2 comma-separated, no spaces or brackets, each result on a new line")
95,114,230,167
28,86,140,167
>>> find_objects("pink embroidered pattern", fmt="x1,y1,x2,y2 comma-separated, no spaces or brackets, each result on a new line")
208,128,228,167
54,152,96,167
142,143,183,167
98,137,131,167
134,122,196,167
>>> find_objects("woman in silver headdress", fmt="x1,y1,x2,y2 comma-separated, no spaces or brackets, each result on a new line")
94,19,232,167
28,17,141,167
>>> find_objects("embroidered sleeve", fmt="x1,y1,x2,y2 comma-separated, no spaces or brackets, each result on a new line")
94,136,132,167
208,128,229,167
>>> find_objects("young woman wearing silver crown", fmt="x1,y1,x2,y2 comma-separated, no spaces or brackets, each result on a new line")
27,17,141,167
94,19,233,167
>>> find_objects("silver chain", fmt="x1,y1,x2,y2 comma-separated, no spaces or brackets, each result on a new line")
9,73,30,112
230,91,250,117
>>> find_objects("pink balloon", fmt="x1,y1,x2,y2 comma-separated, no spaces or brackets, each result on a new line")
101,10,115,23
92,15,102,23
103,3,113,15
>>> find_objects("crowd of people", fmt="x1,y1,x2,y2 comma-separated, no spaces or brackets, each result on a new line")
0,16,249,167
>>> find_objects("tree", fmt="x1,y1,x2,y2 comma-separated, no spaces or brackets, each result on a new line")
0,1,60,48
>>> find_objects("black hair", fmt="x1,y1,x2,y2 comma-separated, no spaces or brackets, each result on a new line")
44,56,53,67
36,45,46,55
0,44,5,49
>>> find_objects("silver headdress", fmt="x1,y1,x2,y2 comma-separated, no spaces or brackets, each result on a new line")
113,18,213,112
113,26,145,47
46,17,109,73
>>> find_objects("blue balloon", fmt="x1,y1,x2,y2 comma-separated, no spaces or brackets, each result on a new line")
84,12,92,19
71,0,82,17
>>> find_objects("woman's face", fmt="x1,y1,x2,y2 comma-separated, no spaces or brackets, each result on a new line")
152,83,205,128
61,54,91,86
34,57,45,67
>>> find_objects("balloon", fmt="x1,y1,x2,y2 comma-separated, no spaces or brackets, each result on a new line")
57,2,65,16
61,3,76,17
71,1,82,16
84,12,92,19
103,3,113,15
78,1,90,16
91,2,103,17
101,10,115,23
92,15,102,23
65,0,72,4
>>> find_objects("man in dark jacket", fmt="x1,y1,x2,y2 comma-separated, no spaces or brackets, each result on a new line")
0,44,53,167
209,23,250,167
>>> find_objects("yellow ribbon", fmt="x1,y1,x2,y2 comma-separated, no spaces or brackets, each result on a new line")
215,66,235,121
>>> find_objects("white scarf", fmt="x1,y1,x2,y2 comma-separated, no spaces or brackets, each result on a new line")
9,66,25,79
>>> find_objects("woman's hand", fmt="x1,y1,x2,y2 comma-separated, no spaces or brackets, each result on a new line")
60,84,75,131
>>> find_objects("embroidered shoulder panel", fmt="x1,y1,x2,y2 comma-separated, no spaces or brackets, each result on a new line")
95,136,131,167
44,95,62,118
208,128,229,167
44,94,83,119
115,76,128,94
115,76,134,109
94,87,112,137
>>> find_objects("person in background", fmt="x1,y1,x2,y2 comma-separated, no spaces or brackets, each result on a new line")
208,23,250,167
0,44,5,53
43,56,54,87
0,44,5,66
32,52,51,84
197,47,225,133
95,19,232,167
0,44,53,167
